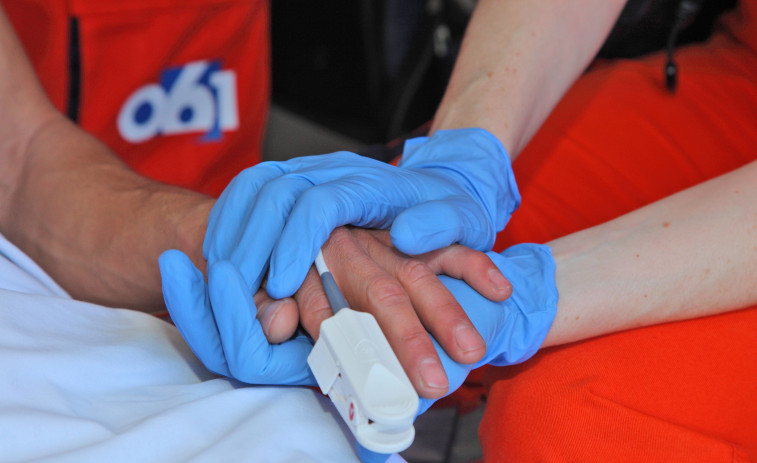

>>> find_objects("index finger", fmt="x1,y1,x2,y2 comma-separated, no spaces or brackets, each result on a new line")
311,228,450,399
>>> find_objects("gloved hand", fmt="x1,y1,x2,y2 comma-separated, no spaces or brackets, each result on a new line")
204,128,520,300
158,250,315,385
358,243,558,462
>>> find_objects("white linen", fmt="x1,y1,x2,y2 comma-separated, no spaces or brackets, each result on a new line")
0,233,395,463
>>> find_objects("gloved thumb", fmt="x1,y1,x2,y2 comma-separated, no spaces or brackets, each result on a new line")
390,197,495,255
355,442,391,463
159,249,231,377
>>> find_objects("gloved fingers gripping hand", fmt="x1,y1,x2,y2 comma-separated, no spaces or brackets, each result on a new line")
353,242,558,463
389,197,496,255
158,249,315,386
416,243,558,414
392,128,520,255
203,128,519,302
273,227,512,400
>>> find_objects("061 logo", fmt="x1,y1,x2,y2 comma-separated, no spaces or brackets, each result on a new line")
117,60,238,143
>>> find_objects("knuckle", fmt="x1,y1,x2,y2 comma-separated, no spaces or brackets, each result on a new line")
469,248,493,266
328,226,353,246
365,275,408,308
397,259,436,286
296,274,331,328
255,176,281,200
238,163,279,187
259,172,301,195
298,285,330,314
236,166,258,184
297,283,320,306
323,226,361,258
302,304,332,339
297,284,326,311
305,303,333,321
298,182,347,207
435,298,465,318
348,226,373,243
397,329,433,351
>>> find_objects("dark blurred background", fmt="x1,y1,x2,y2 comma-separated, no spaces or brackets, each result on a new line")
268,0,736,152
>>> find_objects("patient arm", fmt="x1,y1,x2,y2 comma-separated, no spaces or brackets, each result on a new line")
0,6,212,312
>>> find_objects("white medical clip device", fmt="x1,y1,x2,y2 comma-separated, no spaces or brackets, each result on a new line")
307,250,419,454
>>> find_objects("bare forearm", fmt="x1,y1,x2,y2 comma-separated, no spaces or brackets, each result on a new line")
2,117,213,311
432,0,626,157
544,160,757,346
0,6,211,311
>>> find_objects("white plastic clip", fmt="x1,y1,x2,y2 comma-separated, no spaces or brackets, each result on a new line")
308,251,418,454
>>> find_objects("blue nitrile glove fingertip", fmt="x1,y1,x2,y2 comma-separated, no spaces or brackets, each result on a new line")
495,244,558,305
266,255,311,300
390,203,458,255
355,443,391,463
416,397,436,417
159,249,192,275
158,249,204,306
391,199,495,254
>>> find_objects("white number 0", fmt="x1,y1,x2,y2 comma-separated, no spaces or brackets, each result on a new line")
117,61,239,143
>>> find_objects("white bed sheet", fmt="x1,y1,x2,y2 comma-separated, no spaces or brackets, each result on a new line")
0,233,402,463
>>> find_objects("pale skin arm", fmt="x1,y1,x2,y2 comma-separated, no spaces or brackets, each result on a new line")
431,0,628,157
273,160,757,367
543,159,757,346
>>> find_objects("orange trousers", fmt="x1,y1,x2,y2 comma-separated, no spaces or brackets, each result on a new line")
482,3,757,462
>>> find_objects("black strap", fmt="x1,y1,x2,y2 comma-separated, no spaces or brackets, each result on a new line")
664,0,705,93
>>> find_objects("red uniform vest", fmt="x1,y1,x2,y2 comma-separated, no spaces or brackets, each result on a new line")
3,0,269,196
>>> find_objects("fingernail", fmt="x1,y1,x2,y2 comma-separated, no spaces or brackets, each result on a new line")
259,300,285,337
488,267,509,293
455,324,485,354
419,357,448,390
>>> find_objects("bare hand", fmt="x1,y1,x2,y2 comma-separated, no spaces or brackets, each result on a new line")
254,227,511,399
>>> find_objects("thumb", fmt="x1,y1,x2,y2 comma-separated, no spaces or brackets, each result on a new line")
390,198,495,255
159,249,231,377
355,443,392,463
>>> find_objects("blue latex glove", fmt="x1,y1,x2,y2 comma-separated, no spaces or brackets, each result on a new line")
203,128,520,299
358,243,558,462
158,250,316,385
159,242,555,462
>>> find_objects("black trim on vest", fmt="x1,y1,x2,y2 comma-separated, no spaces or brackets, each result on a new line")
66,17,81,122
